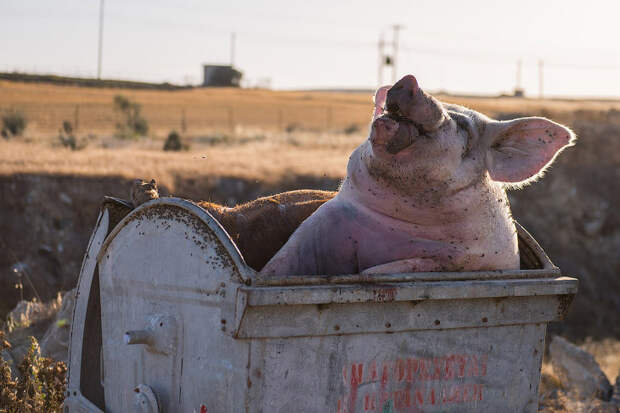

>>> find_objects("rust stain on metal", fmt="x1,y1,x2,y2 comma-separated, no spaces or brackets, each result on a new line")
130,203,241,279
556,294,575,319
371,286,397,302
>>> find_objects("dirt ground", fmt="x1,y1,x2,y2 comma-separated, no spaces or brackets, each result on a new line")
1,80,619,344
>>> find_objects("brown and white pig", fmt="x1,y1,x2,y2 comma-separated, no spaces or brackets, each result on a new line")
260,74,575,276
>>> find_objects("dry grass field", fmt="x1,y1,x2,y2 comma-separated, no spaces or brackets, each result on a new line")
2,79,620,191
1,81,619,411
3,79,620,138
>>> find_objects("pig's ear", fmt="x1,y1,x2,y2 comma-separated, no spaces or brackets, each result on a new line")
373,85,391,120
486,117,575,185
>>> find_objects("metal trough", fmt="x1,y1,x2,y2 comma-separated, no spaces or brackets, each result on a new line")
65,197,578,412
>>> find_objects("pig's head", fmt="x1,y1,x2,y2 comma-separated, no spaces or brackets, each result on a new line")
362,75,575,198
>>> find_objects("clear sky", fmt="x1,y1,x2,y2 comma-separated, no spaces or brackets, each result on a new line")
2,0,620,97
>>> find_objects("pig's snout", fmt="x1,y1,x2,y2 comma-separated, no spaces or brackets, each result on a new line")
386,75,419,117
386,74,446,132
370,116,399,146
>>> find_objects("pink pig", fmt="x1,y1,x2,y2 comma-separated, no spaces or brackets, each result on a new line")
261,75,575,276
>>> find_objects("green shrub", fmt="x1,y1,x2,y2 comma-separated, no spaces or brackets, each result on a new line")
113,95,149,138
285,123,301,133
58,134,77,150
343,123,361,135
163,130,183,151
58,120,88,150
194,133,264,147
1,110,27,138
132,117,149,136
62,120,73,135
0,331,66,412
196,133,230,145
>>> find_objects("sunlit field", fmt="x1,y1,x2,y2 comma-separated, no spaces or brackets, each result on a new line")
3,80,620,190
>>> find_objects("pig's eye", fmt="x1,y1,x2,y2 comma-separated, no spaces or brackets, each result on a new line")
454,116,472,139
451,114,474,155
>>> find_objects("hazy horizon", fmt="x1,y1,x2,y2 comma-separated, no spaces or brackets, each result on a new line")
2,0,620,97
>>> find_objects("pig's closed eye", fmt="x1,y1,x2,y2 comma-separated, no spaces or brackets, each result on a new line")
454,117,471,138
452,115,474,155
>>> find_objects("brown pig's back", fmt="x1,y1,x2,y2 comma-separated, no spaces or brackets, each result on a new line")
198,190,336,271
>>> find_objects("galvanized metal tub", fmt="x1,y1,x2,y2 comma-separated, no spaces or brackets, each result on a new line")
65,197,578,413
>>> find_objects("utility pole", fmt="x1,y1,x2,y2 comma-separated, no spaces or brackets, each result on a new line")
377,25,404,86
230,32,236,66
391,24,403,83
514,59,524,97
97,0,105,79
378,33,385,86
538,59,544,99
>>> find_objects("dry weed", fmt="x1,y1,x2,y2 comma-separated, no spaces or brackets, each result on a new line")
0,331,66,412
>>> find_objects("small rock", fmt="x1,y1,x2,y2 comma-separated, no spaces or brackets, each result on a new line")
3,293,64,366
568,398,620,413
40,289,75,362
59,192,73,205
550,336,613,401
612,373,620,407
39,244,53,254
6,294,61,330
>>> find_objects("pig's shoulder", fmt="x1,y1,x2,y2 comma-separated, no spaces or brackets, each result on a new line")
301,197,362,230
264,198,360,275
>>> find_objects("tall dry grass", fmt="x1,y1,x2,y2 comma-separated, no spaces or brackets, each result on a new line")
0,130,357,192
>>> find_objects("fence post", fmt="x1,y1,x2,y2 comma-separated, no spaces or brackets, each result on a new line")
278,108,283,132
326,106,332,131
181,108,187,133
227,107,234,133
74,105,80,133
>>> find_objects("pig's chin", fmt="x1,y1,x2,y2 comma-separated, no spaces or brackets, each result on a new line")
372,115,422,156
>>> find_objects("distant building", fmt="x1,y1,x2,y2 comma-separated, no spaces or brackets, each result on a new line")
202,65,242,87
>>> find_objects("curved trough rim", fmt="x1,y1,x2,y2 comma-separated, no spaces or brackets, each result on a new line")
95,197,560,288
97,197,256,284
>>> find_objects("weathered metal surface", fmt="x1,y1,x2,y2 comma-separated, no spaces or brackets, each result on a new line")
241,277,577,306
515,221,554,270
65,196,133,412
246,324,546,412
234,293,573,339
67,197,578,412
132,384,160,413
97,198,252,413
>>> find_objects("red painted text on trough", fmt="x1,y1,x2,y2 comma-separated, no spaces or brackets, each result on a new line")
337,383,484,412
337,354,488,412
341,354,488,384
372,287,397,302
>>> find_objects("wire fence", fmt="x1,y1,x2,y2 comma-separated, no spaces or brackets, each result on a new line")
0,102,372,138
